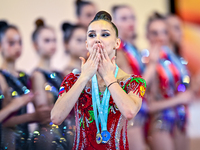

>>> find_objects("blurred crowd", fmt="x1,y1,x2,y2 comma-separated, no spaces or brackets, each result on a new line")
0,0,200,150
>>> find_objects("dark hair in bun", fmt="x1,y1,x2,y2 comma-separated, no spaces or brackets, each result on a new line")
75,0,93,17
0,20,18,43
32,18,52,42
146,12,166,30
93,11,112,22
35,19,45,28
90,11,118,37
0,21,8,30
62,22,85,43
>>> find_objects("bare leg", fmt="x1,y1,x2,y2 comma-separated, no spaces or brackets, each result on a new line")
128,126,146,150
149,130,175,150
174,126,189,150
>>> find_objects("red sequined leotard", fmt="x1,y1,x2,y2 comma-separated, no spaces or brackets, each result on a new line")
58,73,146,150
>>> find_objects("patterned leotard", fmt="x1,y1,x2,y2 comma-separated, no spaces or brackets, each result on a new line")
29,69,74,150
0,70,31,150
58,72,146,150
118,41,148,126
151,46,190,132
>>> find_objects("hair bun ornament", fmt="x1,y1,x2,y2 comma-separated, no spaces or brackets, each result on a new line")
94,11,112,22
35,19,45,28
62,22,74,32
0,21,8,30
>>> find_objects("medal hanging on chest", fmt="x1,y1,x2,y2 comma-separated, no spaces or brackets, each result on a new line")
92,65,119,144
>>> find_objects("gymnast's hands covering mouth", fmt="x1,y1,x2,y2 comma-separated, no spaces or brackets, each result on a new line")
96,43,116,82
79,44,100,81
79,43,116,82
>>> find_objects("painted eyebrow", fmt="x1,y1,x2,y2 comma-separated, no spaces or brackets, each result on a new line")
87,29,110,33
102,30,110,32
88,30,95,33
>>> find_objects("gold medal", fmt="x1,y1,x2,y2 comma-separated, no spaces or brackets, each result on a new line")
96,133,102,144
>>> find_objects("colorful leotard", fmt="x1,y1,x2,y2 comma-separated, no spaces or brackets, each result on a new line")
58,72,146,150
35,69,63,102
152,46,190,132
29,69,75,150
0,70,31,150
118,41,148,126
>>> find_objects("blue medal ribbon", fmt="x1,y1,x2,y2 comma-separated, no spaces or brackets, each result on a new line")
92,65,119,144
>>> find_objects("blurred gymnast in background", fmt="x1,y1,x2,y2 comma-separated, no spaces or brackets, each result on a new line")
30,19,68,150
61,22,87,149
166,15,183,61
0,21,49,150
75,0,97,27
0,90,32,122
62,22,87,75
145,12,200,150
112,5,159,150
0,87,33,150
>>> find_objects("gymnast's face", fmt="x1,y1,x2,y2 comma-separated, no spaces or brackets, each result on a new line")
113,6,137,40
86,20,120,58
78,4,97,27
66,27,87,58
0,28,22,61
35,28,56,58
147,20,169,46
166,16,183,45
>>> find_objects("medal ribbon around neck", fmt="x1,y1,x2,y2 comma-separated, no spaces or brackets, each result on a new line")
159,59,175,92
162,46,189,84
92,65,119,144
124,42,145,74
158,46,189,96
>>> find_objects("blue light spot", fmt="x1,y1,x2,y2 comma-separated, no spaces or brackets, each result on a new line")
180,57,188,65
141,49,150,57
24,89,30,94
50,73,56,79
177,84,186,92
22,86,27,91
50,86,57,92
0,94,5,99
164,60,171,66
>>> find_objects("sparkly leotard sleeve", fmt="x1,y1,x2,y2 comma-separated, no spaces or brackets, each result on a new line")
59,73,146,150
118,41,148,127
